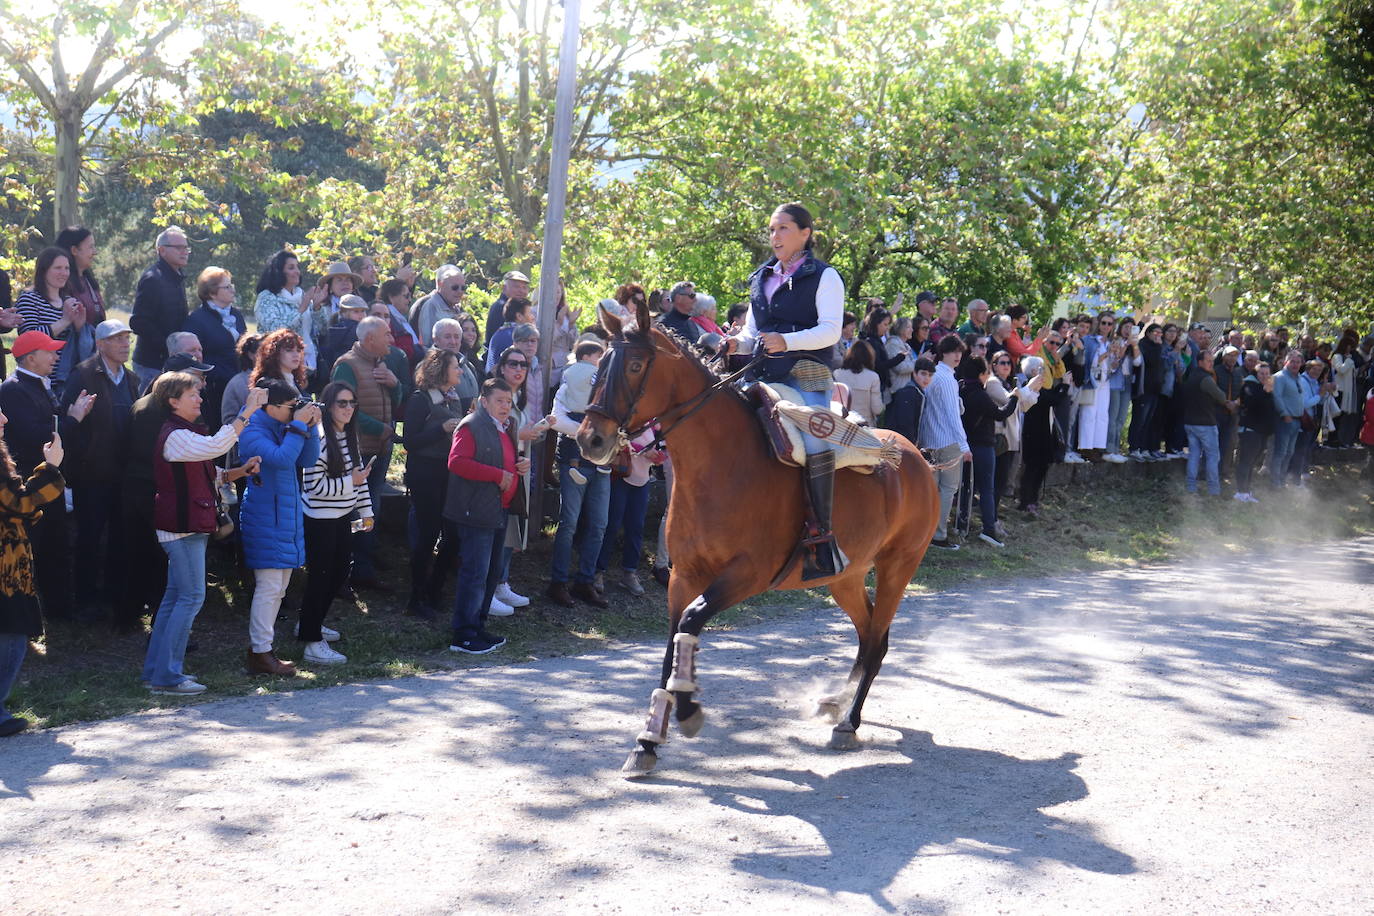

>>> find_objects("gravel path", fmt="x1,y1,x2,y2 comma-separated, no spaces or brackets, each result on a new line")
3,539,1373,915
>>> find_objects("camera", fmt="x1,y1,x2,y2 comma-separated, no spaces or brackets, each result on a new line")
292,397,321,411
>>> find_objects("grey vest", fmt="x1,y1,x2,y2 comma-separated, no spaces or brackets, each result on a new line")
442,408,509,529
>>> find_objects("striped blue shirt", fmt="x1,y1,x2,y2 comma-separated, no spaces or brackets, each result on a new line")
918,361,968,452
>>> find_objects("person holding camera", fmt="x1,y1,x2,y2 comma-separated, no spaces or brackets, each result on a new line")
238,380,322,677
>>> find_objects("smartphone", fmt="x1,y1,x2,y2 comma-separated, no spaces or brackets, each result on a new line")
52,415,59,437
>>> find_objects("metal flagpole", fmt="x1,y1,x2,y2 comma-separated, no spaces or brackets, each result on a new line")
530,0,581,532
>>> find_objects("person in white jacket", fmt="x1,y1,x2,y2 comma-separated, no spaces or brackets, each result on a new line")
986,351,1043,520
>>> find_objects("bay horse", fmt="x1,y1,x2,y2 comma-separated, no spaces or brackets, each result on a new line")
576,298,941,775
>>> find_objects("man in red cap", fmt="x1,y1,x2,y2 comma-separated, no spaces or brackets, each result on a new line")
0,331,96,620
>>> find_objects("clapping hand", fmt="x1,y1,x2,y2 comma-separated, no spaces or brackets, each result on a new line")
64,298,86,328
67,389,97,422
42,431,63,467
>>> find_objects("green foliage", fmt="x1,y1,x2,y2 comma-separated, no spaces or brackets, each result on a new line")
0,0,1371,330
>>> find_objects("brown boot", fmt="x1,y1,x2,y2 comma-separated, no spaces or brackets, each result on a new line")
546,582,576,608
570,581,610,608
246,650,297,678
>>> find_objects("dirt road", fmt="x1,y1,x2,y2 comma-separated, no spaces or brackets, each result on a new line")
4,539,1373,914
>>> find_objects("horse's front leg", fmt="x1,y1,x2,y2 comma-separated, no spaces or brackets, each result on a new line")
622,568,753,775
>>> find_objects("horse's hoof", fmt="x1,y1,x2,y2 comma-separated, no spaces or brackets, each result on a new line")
678,707,705,738
828,727,861,751
814,699,843,723
621,748,658,776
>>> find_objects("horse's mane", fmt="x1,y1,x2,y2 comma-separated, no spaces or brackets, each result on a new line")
630,322,752,412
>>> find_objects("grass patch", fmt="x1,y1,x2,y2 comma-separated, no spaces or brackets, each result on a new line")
11,461,1372,729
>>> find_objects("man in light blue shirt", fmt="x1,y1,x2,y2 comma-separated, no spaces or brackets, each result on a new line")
918,334,971,549
1269,350,1306,487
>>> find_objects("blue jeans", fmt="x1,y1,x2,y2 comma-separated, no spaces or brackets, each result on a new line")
1107,388,1130,454
0,631,28,721
1270,420,1300,487
597,478,651,573
1291,427,1316,482
790,384,834,452
550,463,610,585
1184,425,1221,494
451,516,506,640
352,442,394,578
970,444,999,533
142,534,209,687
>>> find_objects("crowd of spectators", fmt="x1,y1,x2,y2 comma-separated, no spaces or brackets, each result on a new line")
0,225,1371,735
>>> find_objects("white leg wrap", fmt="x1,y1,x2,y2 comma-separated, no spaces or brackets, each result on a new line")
665,632,699,693
637,688,675,745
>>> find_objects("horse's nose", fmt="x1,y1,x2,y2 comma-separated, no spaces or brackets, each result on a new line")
588,432,604,450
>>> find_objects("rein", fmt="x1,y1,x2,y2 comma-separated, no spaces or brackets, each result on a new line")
586,337,764,450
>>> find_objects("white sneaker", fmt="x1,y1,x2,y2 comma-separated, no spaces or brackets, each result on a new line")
494,583,529,608
293,622,340,642
978,532,1006,548
303,640,347,665
488,596,515,617
1103,453,1128,463
1064,451,1086,464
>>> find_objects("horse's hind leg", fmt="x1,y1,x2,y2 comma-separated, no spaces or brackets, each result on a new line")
831,553,916,749
816,572,874,723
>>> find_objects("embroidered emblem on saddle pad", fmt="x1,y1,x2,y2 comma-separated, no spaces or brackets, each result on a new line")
760,383,903,474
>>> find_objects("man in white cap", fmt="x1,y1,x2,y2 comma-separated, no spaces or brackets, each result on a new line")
409,265,467,347
63,320,142,623
484,269,530,344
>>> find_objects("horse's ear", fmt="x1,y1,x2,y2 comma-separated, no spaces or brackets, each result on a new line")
636,296,652,338
600,303,624,338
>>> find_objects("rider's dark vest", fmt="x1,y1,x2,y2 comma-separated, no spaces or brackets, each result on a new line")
748,254,839,382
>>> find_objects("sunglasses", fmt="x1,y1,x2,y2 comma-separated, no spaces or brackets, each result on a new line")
334,400,357,407
503,360,529,368
994,359,1012,366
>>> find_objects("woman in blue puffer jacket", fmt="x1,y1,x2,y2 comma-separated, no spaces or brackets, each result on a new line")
238,378,321,678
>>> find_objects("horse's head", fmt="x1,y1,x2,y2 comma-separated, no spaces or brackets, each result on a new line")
576,296,685,465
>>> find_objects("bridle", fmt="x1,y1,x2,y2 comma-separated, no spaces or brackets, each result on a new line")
584,334,763,450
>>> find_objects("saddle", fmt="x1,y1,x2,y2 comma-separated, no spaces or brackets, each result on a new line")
744,382,902,475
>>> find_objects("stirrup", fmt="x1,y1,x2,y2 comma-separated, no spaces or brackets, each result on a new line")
800,525,848,581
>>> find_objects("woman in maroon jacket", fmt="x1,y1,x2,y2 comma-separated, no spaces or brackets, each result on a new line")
140,374,264,696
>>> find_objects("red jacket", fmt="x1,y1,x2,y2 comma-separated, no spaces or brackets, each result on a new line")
1360,393,1374,447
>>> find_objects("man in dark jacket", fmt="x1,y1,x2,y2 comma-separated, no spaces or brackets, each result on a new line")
0,332,96,621
182,274,247,431
130,227,191,391
657,281,702,344
1212,345,1246,479
1181,349,1237,496
482,270,530,345
62,320,141,621
883,357,933,447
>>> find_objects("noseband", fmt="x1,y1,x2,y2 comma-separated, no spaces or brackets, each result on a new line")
585,337,762,448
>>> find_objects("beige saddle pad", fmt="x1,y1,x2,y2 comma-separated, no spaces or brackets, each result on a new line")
763,383,902,474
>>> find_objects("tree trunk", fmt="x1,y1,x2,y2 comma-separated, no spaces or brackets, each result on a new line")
54,111,82,237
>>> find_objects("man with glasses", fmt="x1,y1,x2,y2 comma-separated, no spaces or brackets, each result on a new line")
410,264,468,347
484,270,532,344
657,281,703,344
130,226,192,390
958,298,991,339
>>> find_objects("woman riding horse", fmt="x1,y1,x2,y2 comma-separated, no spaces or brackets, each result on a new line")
577,202,941,775
729,202,846,580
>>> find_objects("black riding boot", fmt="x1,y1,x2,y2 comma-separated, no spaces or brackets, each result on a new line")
801,450,848,581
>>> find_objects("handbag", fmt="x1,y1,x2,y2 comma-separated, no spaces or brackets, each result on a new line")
212,500,236,542
1076,385,1097,406
994,432,1010,456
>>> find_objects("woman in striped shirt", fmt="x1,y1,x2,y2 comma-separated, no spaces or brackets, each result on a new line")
297,381,373,666
15,247,92,397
